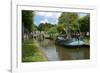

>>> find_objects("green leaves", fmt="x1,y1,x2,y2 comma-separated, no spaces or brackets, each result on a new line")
79,14,90,32
22,10,34,32
58,12,79,32
47,26,58,34
38,23,55,31
58,12,90,33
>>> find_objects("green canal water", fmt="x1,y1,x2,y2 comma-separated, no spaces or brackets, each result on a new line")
38,39,90,61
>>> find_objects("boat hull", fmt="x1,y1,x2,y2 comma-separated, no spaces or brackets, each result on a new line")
55,39,89,48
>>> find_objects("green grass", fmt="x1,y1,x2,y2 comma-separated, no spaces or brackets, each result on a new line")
22,39,48,62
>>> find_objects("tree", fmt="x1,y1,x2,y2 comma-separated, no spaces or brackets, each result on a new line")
32,24,38,31
38,23,54,31
58,12,79,34
56,24,66,34
79,14,90,32
22,10,34,33
47,26,58,39
38,23,44,31
47,26,57,34
22,10,34,40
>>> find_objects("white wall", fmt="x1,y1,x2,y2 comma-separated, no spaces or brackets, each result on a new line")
0,0,100,73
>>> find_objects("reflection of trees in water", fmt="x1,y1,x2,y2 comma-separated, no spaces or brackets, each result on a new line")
39,39,56,49
38,39,90,61
56,46,90,60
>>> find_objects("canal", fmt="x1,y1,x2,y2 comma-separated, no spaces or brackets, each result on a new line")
38,39,90,61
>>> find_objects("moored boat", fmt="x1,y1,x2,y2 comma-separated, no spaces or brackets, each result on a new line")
55,36,89,48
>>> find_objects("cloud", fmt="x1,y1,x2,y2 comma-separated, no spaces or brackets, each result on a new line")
40,18,48,24
79,13,87,18
35,11,61,18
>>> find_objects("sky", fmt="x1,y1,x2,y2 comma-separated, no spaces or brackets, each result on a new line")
34,11,88,26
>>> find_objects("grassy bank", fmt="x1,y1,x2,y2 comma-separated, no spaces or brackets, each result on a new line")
22,39,48,62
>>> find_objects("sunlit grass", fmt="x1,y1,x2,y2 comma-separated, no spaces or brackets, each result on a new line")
22,39,47,62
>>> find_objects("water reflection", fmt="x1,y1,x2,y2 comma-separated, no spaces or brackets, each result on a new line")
39,39,60,61
56,46,90,60
39,39,90,61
